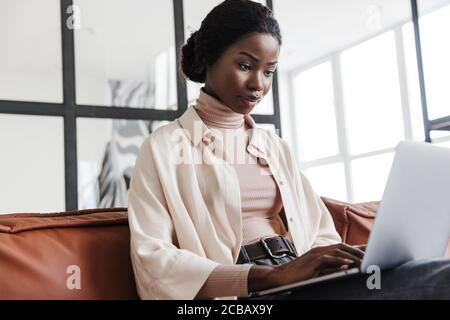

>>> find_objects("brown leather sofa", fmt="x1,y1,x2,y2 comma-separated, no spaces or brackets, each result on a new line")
0,198,383,299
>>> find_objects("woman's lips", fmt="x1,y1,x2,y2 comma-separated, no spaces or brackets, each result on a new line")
239,96,261,107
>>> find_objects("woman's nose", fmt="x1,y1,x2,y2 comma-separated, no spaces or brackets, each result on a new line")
248,72,264,92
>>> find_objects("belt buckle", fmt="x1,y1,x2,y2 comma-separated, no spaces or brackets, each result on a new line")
260,237,287,259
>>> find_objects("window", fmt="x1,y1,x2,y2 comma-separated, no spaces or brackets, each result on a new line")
0,114,64,213
74,0,177,109
341,31,404,155
0,0,62,103
430,130,450,147
304,163,347,201
274,0,417,202
417,1,450,120
402,22,426,141
292,61,339,162
351,152,395,203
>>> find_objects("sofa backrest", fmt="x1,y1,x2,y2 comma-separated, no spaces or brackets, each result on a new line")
0,208,138,300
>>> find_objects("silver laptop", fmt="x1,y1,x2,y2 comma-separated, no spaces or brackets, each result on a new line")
251,140,450,297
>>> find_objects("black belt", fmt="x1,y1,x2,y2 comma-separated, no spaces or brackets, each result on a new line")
237,236,297,264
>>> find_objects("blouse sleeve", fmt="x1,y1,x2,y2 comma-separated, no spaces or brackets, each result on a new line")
128,136,218,299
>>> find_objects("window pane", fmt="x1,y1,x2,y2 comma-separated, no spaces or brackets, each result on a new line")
430,130,450,140
0,0,62,103
273,0,413,165
0,115,64,213
418,1,450,120
342,31,405,155
431,130,450,147
402,22,426,141
74,0,177,109
77,118,168,209
304,163,347,201
183,0,273,114
352,152,395,203
293,61,339,161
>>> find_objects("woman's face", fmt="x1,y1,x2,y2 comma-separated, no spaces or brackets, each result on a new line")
204,33,280,114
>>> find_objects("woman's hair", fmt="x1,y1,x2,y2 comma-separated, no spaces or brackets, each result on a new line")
181,0,282,83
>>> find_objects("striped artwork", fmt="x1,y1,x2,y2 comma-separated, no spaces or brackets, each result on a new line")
79,80,169,209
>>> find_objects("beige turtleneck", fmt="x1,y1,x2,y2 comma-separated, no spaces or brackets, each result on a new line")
194,89,287,299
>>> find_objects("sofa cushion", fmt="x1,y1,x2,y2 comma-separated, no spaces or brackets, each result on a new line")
321,197,378,245
0,208,138,300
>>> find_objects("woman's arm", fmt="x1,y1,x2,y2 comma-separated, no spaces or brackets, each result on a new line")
128,136,218,299
248,265,279,292
195,264,252,299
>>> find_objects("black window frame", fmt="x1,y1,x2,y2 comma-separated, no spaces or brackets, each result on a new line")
411,0,450,140
0,0,282,211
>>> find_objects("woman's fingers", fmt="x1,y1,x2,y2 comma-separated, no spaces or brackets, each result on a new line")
317,255,353,269
332,249,362,266
319,265,349,276
307,252,356,277
312,243,365,259
336,243,365,259
297,243,368,280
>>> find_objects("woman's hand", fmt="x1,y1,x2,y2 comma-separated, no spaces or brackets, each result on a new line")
270,243,366,288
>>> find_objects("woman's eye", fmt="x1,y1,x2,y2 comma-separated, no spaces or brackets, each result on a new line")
264,70,275,77
239,63,251,71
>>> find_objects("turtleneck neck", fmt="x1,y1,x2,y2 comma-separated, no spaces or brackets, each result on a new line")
194,88,245,129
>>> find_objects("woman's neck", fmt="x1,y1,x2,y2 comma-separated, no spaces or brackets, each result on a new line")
194,88,245,129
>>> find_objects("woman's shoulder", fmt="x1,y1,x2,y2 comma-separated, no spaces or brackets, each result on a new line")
142,118,194,153
146,119,183,142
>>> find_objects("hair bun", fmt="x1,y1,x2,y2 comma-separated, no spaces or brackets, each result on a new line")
181,31,207,83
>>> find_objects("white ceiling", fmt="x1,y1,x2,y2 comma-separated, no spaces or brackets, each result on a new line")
1,0,449,79
273,0,450,70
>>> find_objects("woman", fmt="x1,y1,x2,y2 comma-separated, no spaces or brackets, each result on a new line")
128,0,450,300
